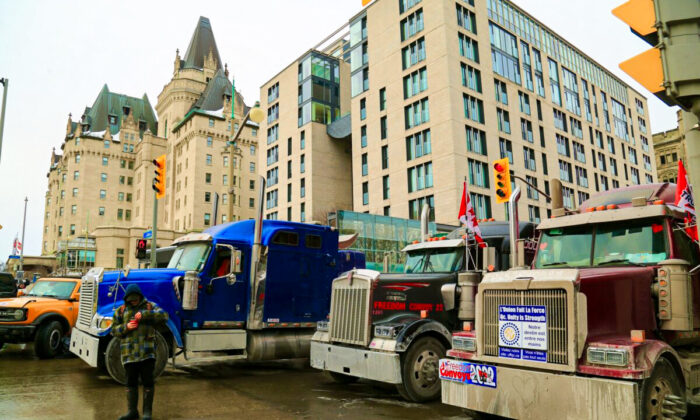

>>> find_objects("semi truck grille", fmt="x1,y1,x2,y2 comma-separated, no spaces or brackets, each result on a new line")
483,289,568,365
77,277,96,329
329,274,372,346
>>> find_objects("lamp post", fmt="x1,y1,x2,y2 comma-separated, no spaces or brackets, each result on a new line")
0,78,7,163
226,101,264,224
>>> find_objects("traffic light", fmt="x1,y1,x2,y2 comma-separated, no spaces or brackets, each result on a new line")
612,0,700,110
492,158,512,204
136,239,148,259
152,154,166,200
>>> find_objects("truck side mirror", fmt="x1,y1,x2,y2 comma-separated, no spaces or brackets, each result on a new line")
232,249,243,274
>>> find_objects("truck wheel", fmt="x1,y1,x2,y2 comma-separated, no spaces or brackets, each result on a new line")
327,371,359,384
105,331,169,385
396,336,446,402
35,320,64,359
641,358,686,420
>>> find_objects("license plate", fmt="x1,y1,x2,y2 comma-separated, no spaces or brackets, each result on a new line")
439,359,497,388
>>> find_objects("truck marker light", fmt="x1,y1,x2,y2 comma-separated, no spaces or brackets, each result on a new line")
660,300,668,307
596,205,606,211
606,204,618,210
631,330,646,343
586,207,596,212
421,310,428,319
463,321,473,332
487,264,495,272
653,199,664,205
658,270,667,277
660,290,667,297
652,224,663,233
660,310,668,317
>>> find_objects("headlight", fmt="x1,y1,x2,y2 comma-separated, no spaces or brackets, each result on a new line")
374,325,401,338
586,347,629,367
317,320,329,332
92,314,113,332
452,335,476,352
13,309,25,320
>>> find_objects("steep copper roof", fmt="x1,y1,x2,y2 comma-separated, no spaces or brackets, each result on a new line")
182,16,222,70
74,84,157,135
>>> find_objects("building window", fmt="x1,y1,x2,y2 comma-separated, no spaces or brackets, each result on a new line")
404,97,430,129
100,190,106,199
360,98,366,120
209,118,215,127
300,178,306,198
403,67,428,99
71,205,77,215
463,94,485,123
362,182,369,205
205,192,211,202
499,138,513,163
206,154,212,166
400,8,424,41
456,3,476,33
466,126,487,155
102,157,108,166
521,119,533,143
75,154,81,163
523,147,536,171
362,153,368,176
518,91,531,115
361,125,367,148
559,160,572,183
72,188,79,197
494,80,508,104
548,58,562,106
575,166,589,188
99,207,105,216
250,198,255,208
379,88,386,111
470,193,491,219
381,145,389,169
383,175,390,199
266,168,278,187
553,109,568,132
556,134,570,157
461,63,482,93
528,205,541,223
409,195,435,220
300,155,305,173
73,171,79,180
267,82,279,103
117,209,123,220
266,190,278,209
402,37,426,70
496,108,510,134
467,159,489,188
380,116,388,139
300,131,305,149
267,125,279,144
287,161,292,178
406,129,431,160
489,23,521,84
205,173,212,184
458,33,479,63
526,176,539,200
250,162,255,173
207,136,213,147
573,141,586,163
561,67,581,116
407,162,433,192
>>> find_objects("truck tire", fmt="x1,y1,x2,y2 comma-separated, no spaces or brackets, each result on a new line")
105,331,169,385
34,320,64,359
396,336,446,402
327,371,359,384
641,358,686,420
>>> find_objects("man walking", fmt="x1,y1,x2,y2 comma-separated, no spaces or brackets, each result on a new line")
112,283,168,420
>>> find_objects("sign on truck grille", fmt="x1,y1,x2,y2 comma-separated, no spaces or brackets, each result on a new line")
483,289,568,365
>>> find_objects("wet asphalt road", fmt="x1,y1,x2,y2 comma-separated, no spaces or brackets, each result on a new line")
0,344,465,420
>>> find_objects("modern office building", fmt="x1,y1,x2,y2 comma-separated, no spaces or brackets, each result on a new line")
259,47,353,222
349,0,655,224
653,110,686,183
42,16,259,271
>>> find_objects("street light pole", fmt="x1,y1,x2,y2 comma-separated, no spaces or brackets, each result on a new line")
226,100,264,224
0,78,8,163
19,197,27,271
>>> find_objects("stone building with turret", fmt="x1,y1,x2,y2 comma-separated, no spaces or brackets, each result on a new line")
41,16,259,271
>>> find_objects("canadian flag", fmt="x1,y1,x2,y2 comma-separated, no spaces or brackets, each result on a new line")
458,181,486,248
12,236,22,256
675,160,698,241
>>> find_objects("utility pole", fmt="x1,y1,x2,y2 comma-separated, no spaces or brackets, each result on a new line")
0,78,8,163
19,197,27,271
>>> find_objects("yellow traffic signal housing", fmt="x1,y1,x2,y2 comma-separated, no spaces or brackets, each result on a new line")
492,158,512,204
152,154,166,200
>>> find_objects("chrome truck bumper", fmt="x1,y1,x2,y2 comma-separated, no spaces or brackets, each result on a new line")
310,340,402,384
440,361,640,420
70,327,100,368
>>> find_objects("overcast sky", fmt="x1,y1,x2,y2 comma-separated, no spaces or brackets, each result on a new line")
0,0,680,262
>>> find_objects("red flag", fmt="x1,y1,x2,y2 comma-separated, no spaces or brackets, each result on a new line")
675,160,698,241
458,182,486,248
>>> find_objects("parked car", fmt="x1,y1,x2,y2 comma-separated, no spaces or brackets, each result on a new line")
0,277,81,357
0,273,16,298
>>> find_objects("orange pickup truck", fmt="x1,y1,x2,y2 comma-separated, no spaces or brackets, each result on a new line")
0,277,81,358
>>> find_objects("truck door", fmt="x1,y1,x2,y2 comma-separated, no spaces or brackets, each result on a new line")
186,243,248,328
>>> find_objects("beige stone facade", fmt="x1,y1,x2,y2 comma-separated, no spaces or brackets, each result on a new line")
259,50,353,223
653,110,685,183
349,0,655,225
41,16,259,271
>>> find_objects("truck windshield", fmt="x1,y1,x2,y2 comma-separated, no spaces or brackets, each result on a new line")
534,219,668,268
168,242,211,271
25,281,77,299
404,248,463,273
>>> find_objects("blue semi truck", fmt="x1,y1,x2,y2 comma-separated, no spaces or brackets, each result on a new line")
70,215,364,383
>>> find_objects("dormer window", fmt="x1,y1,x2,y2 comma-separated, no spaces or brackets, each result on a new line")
82,124,90,132
122,106,131,116
108,115,117,125
138,121,147,131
